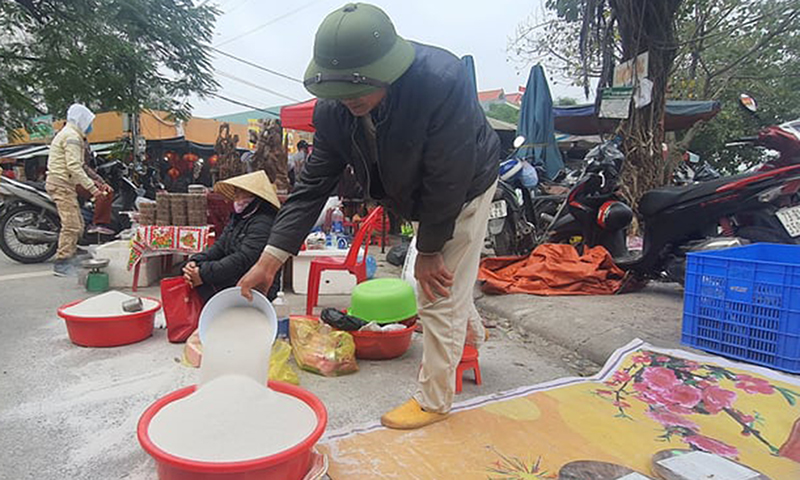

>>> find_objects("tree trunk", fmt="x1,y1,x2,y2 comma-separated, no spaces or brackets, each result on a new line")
609,0,683,214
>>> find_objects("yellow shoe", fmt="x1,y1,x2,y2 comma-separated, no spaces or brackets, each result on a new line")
380,398,449,430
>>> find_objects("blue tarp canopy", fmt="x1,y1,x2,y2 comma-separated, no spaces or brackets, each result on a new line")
516,65,564,180
553,100,721,135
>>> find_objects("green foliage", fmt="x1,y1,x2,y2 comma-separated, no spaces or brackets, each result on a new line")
0,0,219,132
515,0,800,174
671,0,800,172
486,103,520,125
555,96,579,106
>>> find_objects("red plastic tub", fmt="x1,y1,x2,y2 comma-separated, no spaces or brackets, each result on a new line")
138,381,328,480
350,319,417,360
57,297,161,347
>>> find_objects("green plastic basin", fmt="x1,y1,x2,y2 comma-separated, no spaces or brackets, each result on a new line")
349,278,418,324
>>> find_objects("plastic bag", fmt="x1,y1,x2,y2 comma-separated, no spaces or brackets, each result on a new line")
320,308,367,331
160,277,203,343
290,317,358,377
269,339,300,385
401,236,419,296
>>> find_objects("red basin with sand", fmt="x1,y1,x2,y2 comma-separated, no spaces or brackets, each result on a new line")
137,381,328,480
57,297,161,347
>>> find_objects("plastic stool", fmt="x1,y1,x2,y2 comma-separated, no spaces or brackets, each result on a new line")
455,345,481,394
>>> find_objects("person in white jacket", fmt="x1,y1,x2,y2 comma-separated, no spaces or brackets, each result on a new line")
45,104,104,276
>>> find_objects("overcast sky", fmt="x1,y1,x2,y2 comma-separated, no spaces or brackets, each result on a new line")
191,0,586,118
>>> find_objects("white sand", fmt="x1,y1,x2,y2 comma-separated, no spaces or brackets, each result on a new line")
62,291,158,317
148,374,317,462
199,306,273,386
148,305,318,462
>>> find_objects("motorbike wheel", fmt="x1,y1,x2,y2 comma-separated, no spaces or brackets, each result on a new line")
737,226,799,245
0,205,59,264
492,217,517,256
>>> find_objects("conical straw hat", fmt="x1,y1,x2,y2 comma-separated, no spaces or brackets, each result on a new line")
214,171,280,210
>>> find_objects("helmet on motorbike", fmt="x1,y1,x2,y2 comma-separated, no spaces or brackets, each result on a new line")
596,200,633,231
303,3,415,99
499,159,522,182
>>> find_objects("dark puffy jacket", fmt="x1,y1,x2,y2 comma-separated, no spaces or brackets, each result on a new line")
269,42,500,254
191,199,278,298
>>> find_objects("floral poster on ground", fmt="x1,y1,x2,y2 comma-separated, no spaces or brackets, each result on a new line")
319,339,800,479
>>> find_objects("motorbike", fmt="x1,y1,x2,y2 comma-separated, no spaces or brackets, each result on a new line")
674,118,800,185
487,136,539,256
0,160,142,264
546,139,800,284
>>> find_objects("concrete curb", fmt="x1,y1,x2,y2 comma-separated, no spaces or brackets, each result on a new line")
475,283,686,365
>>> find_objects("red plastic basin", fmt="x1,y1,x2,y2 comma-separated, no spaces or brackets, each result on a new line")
57,297,161,347
138,381,328,480
350,319,416,360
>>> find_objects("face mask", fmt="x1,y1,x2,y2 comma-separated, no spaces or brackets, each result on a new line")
233,197,254,214
85,123,93,134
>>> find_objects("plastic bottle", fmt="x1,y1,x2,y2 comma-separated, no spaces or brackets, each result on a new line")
273,291,290,339
332,205,344,234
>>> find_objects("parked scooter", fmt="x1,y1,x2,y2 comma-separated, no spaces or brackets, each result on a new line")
487,136,538,256
0,162,142,264
547,139,800,284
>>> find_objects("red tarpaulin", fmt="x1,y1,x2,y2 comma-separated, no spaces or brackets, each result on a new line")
478,244,626,295
280,99,317,132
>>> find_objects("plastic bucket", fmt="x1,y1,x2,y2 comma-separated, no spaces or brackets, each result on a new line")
137,381,327,480
57,297,161,347
198,287,277,345
350,319,416,360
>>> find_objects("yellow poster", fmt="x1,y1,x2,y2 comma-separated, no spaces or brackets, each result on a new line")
320,340,800,479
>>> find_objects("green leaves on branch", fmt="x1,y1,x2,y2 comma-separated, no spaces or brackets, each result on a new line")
0,0,220,132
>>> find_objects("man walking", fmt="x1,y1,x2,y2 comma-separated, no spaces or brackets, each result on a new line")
46,104,103,276
239,2,499,429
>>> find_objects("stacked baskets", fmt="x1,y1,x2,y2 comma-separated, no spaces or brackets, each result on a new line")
142,192,208,227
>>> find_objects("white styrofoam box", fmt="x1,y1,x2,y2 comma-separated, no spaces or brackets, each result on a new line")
291,248,357,295
95,240,162,288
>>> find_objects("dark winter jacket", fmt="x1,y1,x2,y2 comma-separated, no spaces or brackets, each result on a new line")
191,199,278,299
268,42,501,254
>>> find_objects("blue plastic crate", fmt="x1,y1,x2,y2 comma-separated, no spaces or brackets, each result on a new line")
682,243,800,373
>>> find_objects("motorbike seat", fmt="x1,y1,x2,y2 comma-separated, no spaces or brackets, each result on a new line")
24,181,46,191
639,172,752,217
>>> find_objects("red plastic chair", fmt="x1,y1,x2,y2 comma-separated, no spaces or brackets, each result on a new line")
305,206,383,315
455,345,482,394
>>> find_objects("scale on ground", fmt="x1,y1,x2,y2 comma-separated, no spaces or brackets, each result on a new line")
80,258,110,293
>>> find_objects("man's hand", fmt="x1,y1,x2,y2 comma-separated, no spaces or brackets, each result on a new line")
238,252,283,301
182,262,202,287
414,252,453,302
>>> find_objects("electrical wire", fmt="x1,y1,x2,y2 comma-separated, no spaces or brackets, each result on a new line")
212,48,303,84
211,93,277,114
216,71,301,102
214,0,329,47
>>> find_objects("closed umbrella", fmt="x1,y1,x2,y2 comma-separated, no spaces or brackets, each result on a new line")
516,65,564,180
461,55,479,101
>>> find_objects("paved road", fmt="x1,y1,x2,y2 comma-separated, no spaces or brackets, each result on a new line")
0,251,597,480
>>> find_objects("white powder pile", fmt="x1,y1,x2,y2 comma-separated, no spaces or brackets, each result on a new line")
147,374,317,462
148,305,319,462
62,291,158,317
200,306,273,386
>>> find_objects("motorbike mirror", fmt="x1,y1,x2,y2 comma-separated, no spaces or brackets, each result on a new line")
740,93,758,113
513,136,526,149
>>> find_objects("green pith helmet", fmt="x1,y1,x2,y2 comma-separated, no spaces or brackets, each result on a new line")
304,3,415,99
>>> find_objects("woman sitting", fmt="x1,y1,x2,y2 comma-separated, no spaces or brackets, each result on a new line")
182,171,281,301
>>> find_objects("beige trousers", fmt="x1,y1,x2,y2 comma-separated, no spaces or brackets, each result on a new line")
414,182,496,413
46,182,84,260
